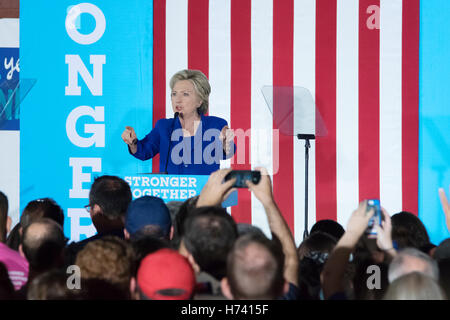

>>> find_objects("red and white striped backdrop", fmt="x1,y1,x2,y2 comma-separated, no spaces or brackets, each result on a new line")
152,0,419,245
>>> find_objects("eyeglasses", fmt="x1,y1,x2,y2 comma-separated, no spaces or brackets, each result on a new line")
84,205,91,213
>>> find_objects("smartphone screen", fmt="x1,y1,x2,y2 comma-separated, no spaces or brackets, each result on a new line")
365,199,381,237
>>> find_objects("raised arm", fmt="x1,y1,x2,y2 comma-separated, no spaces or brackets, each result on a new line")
439,187,450,232
375,207,396,261
321,201,374,299
246,167,299,287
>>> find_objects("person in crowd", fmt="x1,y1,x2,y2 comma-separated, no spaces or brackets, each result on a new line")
0,191,28,291
170,196,199,250
17,218,67,298
391,211,434,254
237,223,266,238
0,262,16,300
166,200,184,226
65,175,132,265
309,219,345,241
131,236,170,266
27,268,129,300
7,197,64,251
297,231,337,261
197,167,299,299
388,247,439,283
27,269,81,300
179,205,237,299
433,238,450,261
244,167,299,298
297,231,337,299
221,232,287,300
124,195,172,241
75,236,135,299
383,272,446,300
122,69,235,175
321,201,396,300
134,248,196,300
437,257,450,300
351,256,389,300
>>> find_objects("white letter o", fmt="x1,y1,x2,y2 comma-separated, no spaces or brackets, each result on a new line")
66,3,106,45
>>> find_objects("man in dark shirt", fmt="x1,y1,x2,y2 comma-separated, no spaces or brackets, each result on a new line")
65,175,132,265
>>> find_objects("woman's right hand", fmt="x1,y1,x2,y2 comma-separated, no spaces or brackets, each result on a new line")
122,126,138,153
122,126,137,145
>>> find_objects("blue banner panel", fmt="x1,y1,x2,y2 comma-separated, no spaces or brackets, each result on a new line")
0,48,20,130
419,0,450,245
20,1,153,241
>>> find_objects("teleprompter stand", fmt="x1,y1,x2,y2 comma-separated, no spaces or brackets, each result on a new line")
262,86,326,241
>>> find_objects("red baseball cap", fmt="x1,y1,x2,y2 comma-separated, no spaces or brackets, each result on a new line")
137,248,196,300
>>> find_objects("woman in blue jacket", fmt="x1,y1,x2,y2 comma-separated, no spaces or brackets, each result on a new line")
122,69,235,175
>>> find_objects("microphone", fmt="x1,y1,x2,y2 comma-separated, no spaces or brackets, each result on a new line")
163,112,179,174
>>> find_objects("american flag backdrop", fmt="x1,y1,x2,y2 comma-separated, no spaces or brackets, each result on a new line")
151,0,420,245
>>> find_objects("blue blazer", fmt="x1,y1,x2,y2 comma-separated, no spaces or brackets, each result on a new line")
131,115,235,175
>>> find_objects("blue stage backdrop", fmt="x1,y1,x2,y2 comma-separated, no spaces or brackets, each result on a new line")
20,1,154,241
419,0,450,246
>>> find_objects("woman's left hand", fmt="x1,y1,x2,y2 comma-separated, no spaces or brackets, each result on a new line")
220,126,234,155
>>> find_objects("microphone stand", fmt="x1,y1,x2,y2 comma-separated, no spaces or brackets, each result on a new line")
163,112,179,174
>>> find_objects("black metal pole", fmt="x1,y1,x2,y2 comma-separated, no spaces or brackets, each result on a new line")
303,138,310,240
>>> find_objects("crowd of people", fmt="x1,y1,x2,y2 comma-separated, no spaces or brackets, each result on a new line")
0,168,449,300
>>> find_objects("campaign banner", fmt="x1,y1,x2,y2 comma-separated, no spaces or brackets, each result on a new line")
20,1,154,241
123,173,237,205
124,174,208,201
0,47,20,130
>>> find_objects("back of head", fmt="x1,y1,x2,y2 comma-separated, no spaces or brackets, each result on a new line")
297,231,337,261
297,232,337,300
137,248,195,300
166,201,184,224
433,238,450,262
383,272,445,300
131,234,171,264
391,211,431,251
171,196,199,249
0,191,9,242
89,175,132,221
182,206,238,280
125,196,171,239
388,247,439,283
237,223,266,238
75,236,134,294
309,219,345,241
21,198,64,229
22,218,67,272
27,269,82,300
227,233,285,300
28,270,130,300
